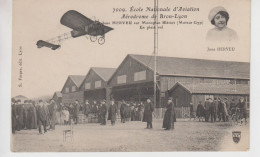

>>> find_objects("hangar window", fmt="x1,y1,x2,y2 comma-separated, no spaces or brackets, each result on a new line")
71,86,76,92
95,80,101,88
117,75,126,84
85,82,91,89
65,87,69,93
134,71,146,81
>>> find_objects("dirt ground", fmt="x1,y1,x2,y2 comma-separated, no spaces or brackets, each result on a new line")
11,119,249,152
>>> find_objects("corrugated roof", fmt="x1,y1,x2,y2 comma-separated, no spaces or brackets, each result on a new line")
92,67,116,81
69,75,85,87
169,82,249,95
129,54,250,79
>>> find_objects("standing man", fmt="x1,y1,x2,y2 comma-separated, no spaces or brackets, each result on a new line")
100,100,107,125
120,100,127,123
209,98,216,122
16,100,24,131
189,102,195,121
36,100,47,134
196,101,204,122
74,100,80,124
223,98,229,122
237,97,247,123
11,99,17,134
217,97,223,122
30,101,38,129
162,97,176,130
142,98,154,129
108,99,117,125
204,98,210,122
213,98,219,122
84,100,90,118
49,99,57,130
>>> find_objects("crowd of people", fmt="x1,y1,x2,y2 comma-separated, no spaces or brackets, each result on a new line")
11,98,58,134
11,96,248,135
192,97,248,123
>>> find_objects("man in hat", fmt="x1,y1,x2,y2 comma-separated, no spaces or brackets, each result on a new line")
36,100,47,134
209,98,216,122
230,99,237,116
163,97,176,130
49,99,57,130
237,97,247,123
196,101,204,122
206,6,237,42
84,99,90,118
220,98,229,122
120,100,127,123
189,102,195,121
142,98,154,129
11,98,17,134
217,97,223,121
16,99,24,131
204,98,210,122
74,100,80,124
108,98,117,125
100,100,107,125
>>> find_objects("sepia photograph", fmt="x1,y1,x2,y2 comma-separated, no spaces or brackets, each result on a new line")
9,0,251,152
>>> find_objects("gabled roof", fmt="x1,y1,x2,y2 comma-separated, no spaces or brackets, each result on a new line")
91,67,116,81
69,75,85,87
79,67,116,88
129,54,250,79
169,82,249,95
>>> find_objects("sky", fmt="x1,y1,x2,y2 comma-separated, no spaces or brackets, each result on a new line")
11,0,250,99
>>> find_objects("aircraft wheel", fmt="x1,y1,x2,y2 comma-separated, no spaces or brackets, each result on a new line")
90,36,97,42
98,37,105,45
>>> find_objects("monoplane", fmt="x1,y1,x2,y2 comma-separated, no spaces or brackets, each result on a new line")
60,10,113,45
36,10,113,50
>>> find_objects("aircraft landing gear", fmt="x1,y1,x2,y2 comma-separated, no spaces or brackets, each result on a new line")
90,36,97,42
98,37,105,45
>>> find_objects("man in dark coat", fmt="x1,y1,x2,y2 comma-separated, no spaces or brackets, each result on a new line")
36,100,47,134
217,97,223,121
142,98,154,129
49,99,57,130
196,101,204,122
100,100,107,125
28,102,37,129
209,98,216,122
108,99,117,125
11,99,17,134
230,99,237,116
204,98,210,122
120,100,127,123
163,97,176,130
189,102,195,121
237,97,247,123
74,100,80,124
16,100,24,131
84,100,90,117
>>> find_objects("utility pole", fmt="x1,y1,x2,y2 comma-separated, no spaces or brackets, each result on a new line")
154,0,158,107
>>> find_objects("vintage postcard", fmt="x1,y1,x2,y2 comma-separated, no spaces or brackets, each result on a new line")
11,0,250,152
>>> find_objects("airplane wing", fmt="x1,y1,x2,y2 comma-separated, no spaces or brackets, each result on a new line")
36,40,61,50
60,10,94,32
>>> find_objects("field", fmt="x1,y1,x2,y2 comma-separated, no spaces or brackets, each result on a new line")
11,119,249,152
